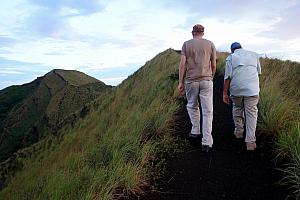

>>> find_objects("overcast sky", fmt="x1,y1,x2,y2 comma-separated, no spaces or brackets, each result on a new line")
1,0,300,89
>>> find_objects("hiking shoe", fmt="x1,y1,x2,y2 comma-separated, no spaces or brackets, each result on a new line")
202,145,211,153
189,133,201,138
234,132,243,139
246,142,257,151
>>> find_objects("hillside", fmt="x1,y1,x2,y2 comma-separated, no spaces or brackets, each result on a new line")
0,69,111,188
0,49,180,199
0,49,299,199
0,80,40,134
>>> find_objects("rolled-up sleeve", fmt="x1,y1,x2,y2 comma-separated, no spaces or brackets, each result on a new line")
257,57,261,75
224,56,232,80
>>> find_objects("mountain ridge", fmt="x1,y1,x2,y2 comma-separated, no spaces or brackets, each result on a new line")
0,69,111,162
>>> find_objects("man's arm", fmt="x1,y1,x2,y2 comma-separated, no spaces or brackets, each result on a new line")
211,58,216,78
178,54,186,96
211,43,217,77
223,78,231,104
223,56,232,104
257,57,262,75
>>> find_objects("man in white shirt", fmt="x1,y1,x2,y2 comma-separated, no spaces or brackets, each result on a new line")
223,42,261,150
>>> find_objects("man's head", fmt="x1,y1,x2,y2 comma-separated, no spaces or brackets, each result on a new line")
192,24,204,37
230,42,242,53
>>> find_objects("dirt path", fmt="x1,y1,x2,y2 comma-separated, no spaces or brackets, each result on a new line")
134,75,285,200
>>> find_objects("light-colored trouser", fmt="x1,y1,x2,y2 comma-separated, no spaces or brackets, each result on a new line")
230,95,259,143
185,80,213,147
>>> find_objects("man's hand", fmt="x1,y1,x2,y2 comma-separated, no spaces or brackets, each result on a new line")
223,93,230,104
178,83,184,96
178,54,186,97
223,79,231,105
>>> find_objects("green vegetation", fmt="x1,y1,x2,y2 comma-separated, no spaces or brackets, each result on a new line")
0,70,109,162
0,49,183,199
216,52,228,75
0,81,39,129
54,69,100,86
259,58,300,198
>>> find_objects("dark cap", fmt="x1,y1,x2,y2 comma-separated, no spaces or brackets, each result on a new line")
230,42,242,52
192,24,204,33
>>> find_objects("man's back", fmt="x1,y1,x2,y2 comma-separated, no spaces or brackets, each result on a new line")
182,38,216,81
225,49,261,96
230,49,260,69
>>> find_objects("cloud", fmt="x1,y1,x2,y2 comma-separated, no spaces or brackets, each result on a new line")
17,0,107,39
258,4,300,40
101,76,128,86
77,64,142,86
0,35,18,46
78,65,140,77
28,0,106,15
0,56,51,74
24,8,70,38
0,70,24,75
158,0,298,35
1,0,300,89
0,57,52,89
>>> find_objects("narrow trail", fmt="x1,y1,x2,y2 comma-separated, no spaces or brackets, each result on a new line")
139,75,285,200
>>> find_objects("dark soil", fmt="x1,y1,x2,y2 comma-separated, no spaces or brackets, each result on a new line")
132,75,286,200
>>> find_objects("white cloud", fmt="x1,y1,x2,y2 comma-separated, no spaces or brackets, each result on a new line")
0,70,24,75
101,76,128,86
0,0,300,89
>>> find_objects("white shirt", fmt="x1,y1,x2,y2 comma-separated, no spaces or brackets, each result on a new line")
224,49,261,96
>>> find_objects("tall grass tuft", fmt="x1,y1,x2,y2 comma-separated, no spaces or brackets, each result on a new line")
258,86,297,135
216,52,228,75
277,124,300,159
258,58,300,198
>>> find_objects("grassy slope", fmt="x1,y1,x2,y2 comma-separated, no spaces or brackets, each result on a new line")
258,58,300,198
0,70,108,162
0,82,40,127
0,75,55,161
54,69,100,86
0,49,181,199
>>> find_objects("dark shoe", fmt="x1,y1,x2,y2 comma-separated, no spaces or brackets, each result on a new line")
234,132,243,139
246,142,257,150
189,133,201,138
202,145,211,153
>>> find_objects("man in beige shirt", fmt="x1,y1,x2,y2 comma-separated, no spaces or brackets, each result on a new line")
178,24,217,152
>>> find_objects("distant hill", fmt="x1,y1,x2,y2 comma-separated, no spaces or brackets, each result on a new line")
0,69,111,162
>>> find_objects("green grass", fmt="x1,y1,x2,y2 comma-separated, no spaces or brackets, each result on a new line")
277,124,300,159
278,125,300,199
0,49,182,199
0,82,38,128
259,58,300,198
258,86,298,135
54,69,101,86
216,52,228,75
0,70,108,162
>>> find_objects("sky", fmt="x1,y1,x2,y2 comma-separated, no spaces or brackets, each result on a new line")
1,0,300,89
